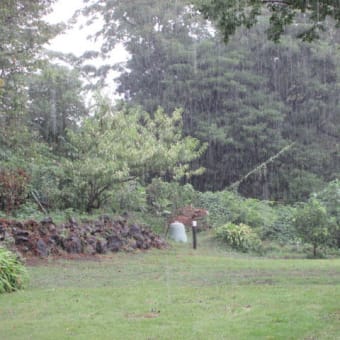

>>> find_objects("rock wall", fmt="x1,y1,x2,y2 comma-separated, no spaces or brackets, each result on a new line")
0,216,167,258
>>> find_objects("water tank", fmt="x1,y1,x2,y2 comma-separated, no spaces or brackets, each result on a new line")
168,221,187,243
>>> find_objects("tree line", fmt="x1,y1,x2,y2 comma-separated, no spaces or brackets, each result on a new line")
0,0,339,214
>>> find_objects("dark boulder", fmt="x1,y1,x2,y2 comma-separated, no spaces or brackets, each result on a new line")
36,238,49,257
95,238,108,254
107,235,123,252
63,236,82,253
40,216,53,224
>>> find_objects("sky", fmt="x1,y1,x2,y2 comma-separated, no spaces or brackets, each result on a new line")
45,0,128,97
45,0,86,55
45,0,128,61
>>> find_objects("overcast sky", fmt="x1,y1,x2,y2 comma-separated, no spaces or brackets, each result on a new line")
45,0,86,55
45,0,127,62
45,0,128,98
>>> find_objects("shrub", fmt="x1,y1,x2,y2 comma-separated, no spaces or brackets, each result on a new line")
111,180,147,212
260,204,297,244
215,223,262,253
235,198,277,229
0,247,29,294
294,198,333,257
315,180,340,247
196,190,277,230
0,168,30,213
146,178,197,214
196,190,241,228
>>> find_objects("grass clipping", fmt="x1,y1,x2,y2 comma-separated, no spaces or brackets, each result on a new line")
0,247,29,294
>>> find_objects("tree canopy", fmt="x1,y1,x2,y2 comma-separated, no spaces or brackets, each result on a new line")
0,0,61,121
59,99,206,212
0,0,339,213
73,0,339,201
193,0,340,42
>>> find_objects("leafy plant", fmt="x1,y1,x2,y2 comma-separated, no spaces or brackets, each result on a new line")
196,190,287,240
111,180,147,213
215,222,262,253
0,247,29,294
0,168,30,213
62,101,205,212
234,198,277,229
294,198,334,257
260,204,297,244
146,178,197,215
316,180,340,247
196,190,241,228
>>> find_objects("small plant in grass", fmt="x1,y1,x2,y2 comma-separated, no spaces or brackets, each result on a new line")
0,247,29,294
215,222,262,253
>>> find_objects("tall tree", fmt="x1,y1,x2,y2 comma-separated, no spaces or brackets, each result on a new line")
0,0,62,160
60,100,206,212
78,0,339,201
76,0,208,88
79,0,286,195
28,63,87,147
252,34,340,201
193,0,340,42
0,0,61,122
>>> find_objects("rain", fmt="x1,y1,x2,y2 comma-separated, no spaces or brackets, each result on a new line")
0,0,339,338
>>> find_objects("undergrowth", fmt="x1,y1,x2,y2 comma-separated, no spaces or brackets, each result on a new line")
0,247,29,294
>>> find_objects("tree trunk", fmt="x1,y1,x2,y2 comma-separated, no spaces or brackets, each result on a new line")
313,244,317,257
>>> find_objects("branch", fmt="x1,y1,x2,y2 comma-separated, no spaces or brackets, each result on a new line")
261,0,291,5
228,142,296,190
31,190,48,214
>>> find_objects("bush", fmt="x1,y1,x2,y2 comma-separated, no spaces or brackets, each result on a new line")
260,204,297,244
196,190,278,230
215,223,262,253
235,198,277,229
196,190,242,228
315,180,340,247
111,180,147,212
0,247,29,294
294,198,333,257
146,178,197,214
0,168,30,213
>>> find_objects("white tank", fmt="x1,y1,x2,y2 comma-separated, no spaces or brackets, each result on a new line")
168,221,187,243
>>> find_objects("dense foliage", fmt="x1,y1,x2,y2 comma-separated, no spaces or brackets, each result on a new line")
59,102,205,212
0,168,30,213
0,247,29,294
215,222,262,252
0,0,339,256
194,0,340,42
77,0,339,201
0,0,61,139
294,197,335,256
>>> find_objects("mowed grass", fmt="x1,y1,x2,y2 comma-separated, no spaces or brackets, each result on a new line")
1,234,340,340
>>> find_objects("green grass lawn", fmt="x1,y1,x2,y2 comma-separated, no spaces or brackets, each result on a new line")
1,233,340,340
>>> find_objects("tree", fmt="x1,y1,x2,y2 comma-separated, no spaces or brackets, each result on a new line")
28,63,87,148
252,35,340,201
294,198,333,256
77,0,339,201
316,180,340,246
111,2,286,195
75,0,208,89
0,0,63,166
0,0,61,124
193,0,340,42
60,99,206,212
